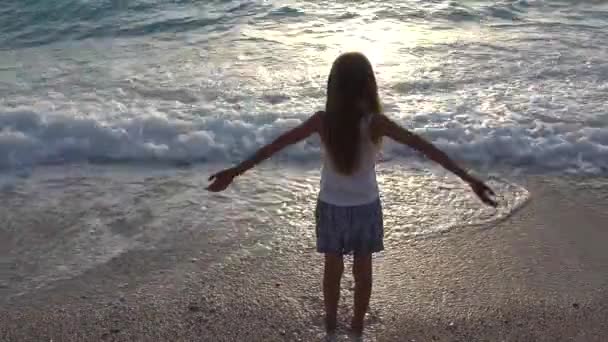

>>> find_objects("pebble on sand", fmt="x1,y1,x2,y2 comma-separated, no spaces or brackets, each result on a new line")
188,303,201,312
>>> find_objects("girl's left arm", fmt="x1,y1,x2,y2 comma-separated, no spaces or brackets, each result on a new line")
207,112,322,192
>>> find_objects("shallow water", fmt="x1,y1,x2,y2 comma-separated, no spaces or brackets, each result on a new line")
0,163,527,302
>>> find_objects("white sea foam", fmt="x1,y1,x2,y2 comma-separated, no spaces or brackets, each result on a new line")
1,108,607,173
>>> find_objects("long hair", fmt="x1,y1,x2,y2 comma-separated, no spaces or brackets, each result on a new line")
322,52,382,175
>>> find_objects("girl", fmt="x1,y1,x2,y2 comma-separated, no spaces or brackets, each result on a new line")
206,52,496,337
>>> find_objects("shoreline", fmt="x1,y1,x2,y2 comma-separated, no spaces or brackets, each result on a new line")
1,176,608,341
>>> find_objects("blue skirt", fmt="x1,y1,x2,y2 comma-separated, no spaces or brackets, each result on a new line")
315,198,384,255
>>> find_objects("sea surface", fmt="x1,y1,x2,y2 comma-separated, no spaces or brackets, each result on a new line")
1,0,607,302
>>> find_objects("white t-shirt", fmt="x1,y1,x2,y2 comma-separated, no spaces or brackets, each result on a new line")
318,114,380,206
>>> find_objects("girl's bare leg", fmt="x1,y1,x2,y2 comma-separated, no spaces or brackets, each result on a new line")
351,253,372,335
323,254,344,333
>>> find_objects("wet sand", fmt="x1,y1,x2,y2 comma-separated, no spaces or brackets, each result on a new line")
1,176,607,341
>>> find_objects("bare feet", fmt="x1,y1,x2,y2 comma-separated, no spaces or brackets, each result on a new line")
323,331,337,342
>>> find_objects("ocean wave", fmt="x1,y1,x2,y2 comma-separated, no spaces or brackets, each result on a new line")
1,109,607,174
3,0,604,49
0,0,259,48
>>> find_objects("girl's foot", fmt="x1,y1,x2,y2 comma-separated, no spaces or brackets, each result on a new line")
347,329,364,342
323,331,337,342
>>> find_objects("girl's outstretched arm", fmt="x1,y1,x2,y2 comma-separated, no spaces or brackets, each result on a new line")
206,112,322,192
375,114,497,207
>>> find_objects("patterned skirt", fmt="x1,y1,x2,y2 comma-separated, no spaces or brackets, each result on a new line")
314,198,384,255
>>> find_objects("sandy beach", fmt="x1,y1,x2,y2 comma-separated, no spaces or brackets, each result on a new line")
1,176,607,342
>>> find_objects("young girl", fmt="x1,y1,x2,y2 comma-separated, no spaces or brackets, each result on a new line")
206,52,496,337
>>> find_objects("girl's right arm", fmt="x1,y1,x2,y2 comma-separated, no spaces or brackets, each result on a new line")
206,112,322,192
375,114,497,207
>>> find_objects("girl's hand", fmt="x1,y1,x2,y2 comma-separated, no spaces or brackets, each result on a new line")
467,178,497,207
206,168,239,192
